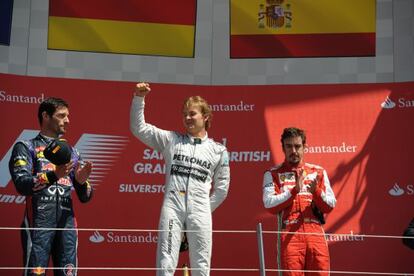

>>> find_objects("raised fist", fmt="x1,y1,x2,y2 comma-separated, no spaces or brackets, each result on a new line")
134,82,151,97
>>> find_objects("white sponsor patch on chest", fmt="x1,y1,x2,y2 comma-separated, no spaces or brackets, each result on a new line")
278,172,295,184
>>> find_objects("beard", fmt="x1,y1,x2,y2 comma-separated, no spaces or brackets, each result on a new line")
288,154,300,165
56,124,67,136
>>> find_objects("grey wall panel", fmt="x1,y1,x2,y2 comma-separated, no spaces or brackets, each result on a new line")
0,0,412,85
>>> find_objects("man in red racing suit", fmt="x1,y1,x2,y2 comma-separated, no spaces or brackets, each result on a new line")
262,127,336,275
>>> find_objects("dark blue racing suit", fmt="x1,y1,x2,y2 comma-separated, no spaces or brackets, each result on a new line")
9,133,93,276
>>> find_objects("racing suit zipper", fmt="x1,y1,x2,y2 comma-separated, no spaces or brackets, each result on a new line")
56,182,59,226
185,140,199,211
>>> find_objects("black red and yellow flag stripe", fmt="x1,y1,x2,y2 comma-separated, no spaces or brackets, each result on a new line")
48,0,196,57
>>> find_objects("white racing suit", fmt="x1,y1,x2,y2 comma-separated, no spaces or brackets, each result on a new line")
130,96,230,276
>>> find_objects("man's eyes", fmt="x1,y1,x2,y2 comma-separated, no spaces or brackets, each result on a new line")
287,145,302,149
184,112,197,116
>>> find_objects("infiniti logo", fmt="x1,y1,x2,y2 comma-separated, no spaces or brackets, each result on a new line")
48,185,65,195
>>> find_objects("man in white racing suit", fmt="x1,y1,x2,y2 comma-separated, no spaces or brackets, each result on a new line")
130,82,230,276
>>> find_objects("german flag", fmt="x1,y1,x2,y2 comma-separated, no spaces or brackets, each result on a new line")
48,0,196,57
230,0,376,58
0,0,13,45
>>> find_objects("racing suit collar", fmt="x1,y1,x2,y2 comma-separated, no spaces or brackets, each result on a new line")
38,133,55,143
187,133,208,144
283,160,305,170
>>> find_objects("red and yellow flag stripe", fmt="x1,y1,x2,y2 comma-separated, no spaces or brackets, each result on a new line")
230,0,376,58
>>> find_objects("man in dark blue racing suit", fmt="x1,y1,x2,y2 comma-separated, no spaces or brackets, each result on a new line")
9,97,93,276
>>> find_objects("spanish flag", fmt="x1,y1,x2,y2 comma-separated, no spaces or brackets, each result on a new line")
48,0,196,57
231,0,376,58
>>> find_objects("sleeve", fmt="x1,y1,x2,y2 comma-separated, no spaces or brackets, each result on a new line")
262,170,298,214
8,141,58,195
73,179,93,203
312,169,336,213
130,95,174,152
402,217,414,250
72,148,93,203
210,149,230,212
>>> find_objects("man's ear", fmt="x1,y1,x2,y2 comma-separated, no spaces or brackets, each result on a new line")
42,111,50,122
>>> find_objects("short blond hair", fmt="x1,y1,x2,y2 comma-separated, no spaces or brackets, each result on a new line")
183,96,213,130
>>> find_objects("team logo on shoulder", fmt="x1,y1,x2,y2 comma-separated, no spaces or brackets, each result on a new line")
14,159,27,167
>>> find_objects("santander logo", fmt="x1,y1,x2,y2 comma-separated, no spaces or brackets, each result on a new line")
381,96,414,109
388,183,404,196
89,231,105,243
381,97,396,109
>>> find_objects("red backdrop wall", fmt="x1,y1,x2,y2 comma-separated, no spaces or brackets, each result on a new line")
0,73,413,275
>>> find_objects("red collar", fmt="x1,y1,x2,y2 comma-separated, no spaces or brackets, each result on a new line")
283,160,305,170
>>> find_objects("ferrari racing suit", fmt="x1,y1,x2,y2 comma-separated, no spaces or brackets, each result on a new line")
130,96,230,276
9,133,93,276
263,161,336,275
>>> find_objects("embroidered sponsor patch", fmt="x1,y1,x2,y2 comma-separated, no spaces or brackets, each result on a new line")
36,172,49,185
278,172,295,183
222,151,230,166
64,264,75,276
32,266,45,275
170,164,208,182
264,182,274,188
